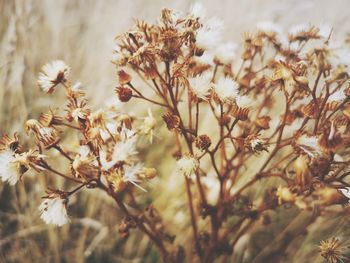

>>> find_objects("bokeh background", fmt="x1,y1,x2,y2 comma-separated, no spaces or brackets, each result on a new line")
1,1,350,262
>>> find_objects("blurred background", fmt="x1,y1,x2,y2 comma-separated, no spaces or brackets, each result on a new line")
1,0,350,262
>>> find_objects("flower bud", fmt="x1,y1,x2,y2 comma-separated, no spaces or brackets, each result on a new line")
118,70,132,85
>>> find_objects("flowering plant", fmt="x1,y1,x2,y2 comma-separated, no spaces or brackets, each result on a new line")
2,3,350,262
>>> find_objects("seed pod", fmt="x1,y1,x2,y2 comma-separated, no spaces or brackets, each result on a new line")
231,105,249,121
116,86,133,102
195,135,212,151
117,70,132,85
162,112,180,130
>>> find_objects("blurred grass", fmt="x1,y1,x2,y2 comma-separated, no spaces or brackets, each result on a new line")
1,1,350,263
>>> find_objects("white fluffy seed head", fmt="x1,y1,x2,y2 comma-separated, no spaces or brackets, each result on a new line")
38,60,70,93
39,197,69,226
177,155,199,177
0,149,20,185
212,76,239,103
189,72,212,100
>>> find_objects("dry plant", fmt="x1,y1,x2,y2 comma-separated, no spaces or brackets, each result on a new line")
2,3,350,263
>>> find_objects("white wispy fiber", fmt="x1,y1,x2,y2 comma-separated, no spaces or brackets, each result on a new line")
0,149,20,185
177,155,199,177
39,196,70,226
38,60,70,93
212,76,239,102
123,163,146,191
189,71,212,100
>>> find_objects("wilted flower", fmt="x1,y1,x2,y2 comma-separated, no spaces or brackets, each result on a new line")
177,154,199,177
195,135,212,151
0,133,21,152
66,98,90,123
39,191,70,226
116,86,133,102
72,146,99,180
112,136,138,164
318,237,347,263
7,5,350,262
100,134,138,170
139,108,156,143
123,163,146,191
25,119,60,148
39,109,64,127
38,60,70,93
0,149,21,185
249,137,268,153
162,112,180,130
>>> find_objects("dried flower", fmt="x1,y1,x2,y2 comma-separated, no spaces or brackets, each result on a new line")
177,154,199,177
0,149,21,185
118,70,132,85
195,135,212,151
318,237,347,263
248,137,268,153
39,191,70,226
139,108,156,143
112,136,138,164
100,134,138,171
230,105,249,121
25,119,60,148
8,6,350,261
162,112,180,130
66,98,90,123
0,133,20,152
72,146,99,180
39,109,64,127
109,169,126,192
116,86,133,102
108,163,147,192
38,60,70,93
123,163,146,191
